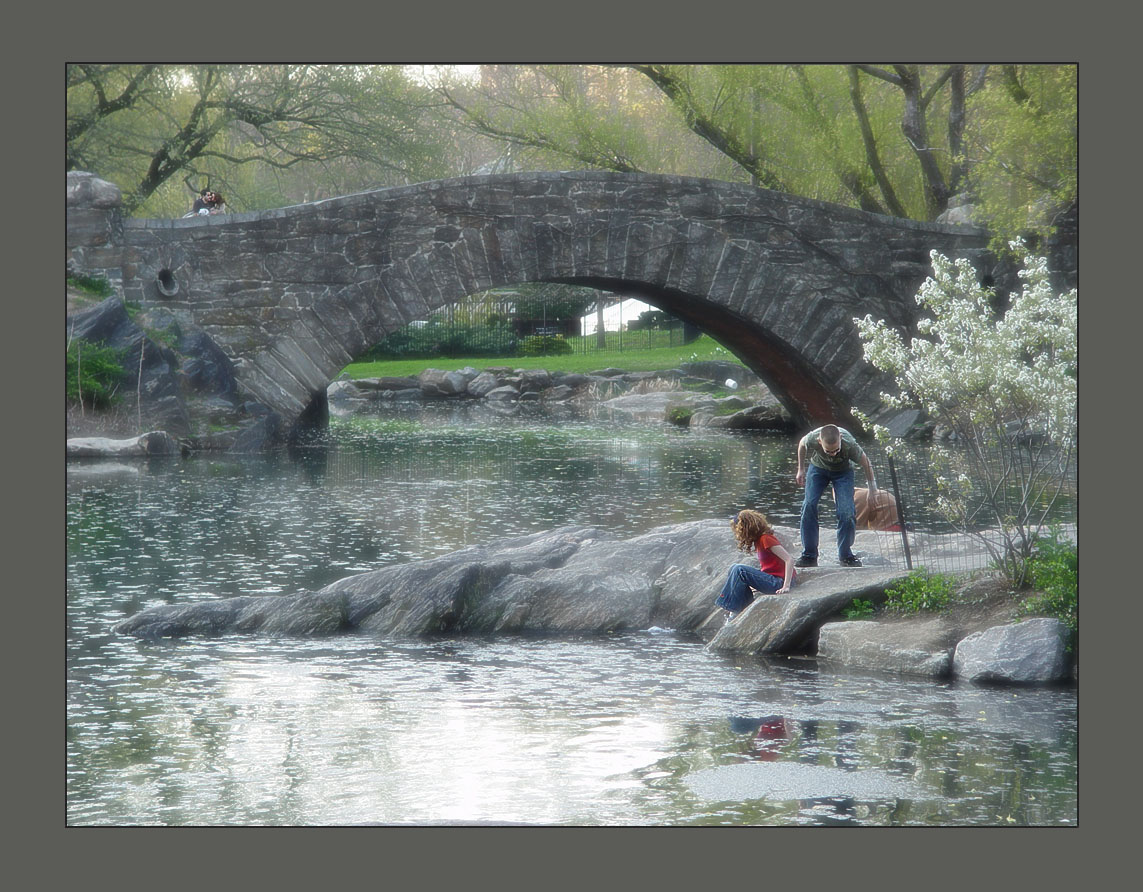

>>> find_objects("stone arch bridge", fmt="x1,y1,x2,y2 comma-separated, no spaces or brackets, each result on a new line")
67,170,997,436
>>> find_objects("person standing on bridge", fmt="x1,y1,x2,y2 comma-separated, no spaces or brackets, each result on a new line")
794,424,880,568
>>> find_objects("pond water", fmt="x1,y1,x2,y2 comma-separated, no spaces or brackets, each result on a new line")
66,406,1077,826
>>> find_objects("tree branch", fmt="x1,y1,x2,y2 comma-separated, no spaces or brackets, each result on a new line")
846,66,908,217
630,64,787,191
855,64,904,86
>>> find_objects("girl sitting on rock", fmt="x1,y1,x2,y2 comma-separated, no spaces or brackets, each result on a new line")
715,509,795,621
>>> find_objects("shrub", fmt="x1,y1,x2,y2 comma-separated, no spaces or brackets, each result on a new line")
520,335,572,356
843,598,875,619
1018,526,1077,633
885,569,957,614
363,320,518,360
67,338,127,408
854,243,1077,586
67,274,113,297
665,405,693,426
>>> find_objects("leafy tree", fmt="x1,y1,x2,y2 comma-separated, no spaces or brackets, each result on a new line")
438,64,1075,237
67,65,456,216
69,63,1075,241
963,65,1077,246
854,243,1077,585
432,65,701,176
511,282,600,323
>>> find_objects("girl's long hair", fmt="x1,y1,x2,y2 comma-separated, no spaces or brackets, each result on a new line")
732,509,773,552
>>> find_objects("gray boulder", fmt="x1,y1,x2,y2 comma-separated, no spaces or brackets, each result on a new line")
351,376,420,392
553,373,591,389
419,368,476,397
518,368,553,392
601,391,717,421
466,371,504,398
706,402,794,431
67,430,183,458
113,519,915,648
179,331,239,397
327,380,364,402
66,171,122,209
544,384,575,402
114,520,738,639
953,618,1072,685
705,565,911,655
817,617,958,678
485,385,520,402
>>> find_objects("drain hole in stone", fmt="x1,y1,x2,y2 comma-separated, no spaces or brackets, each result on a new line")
157,268,179,297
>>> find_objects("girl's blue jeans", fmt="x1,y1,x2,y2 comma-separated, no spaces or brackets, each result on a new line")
799,464,857,561
715,563,786,613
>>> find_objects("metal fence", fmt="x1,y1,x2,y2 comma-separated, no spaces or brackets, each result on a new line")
856,441,1078,576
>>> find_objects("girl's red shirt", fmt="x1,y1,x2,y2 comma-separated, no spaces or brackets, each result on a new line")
755,533,790,581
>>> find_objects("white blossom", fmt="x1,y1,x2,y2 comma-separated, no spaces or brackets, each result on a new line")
853,245,1077,583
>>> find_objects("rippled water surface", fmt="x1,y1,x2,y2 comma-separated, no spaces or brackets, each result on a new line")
67,409,1077,825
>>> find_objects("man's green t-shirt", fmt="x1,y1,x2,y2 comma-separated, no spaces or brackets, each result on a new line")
801,426,864,471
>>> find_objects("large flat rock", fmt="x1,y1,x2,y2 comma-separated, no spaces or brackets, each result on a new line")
816,616,960,678
704,565,911,655
115,520,914,651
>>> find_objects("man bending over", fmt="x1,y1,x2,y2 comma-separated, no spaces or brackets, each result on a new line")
794,424,880,568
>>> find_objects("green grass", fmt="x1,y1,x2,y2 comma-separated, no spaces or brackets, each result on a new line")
342,335,741,379
884,569,958,614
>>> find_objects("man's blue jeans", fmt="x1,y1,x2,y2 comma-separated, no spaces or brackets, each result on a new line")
800,464,857,561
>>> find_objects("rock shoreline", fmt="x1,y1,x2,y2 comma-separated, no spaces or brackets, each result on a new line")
327,360,794,431
66,348,795,455
113,518,1074,687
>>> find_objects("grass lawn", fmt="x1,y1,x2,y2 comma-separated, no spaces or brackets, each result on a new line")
342,335,746,379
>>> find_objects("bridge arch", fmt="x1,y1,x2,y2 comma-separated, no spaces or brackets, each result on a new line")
67,170,995,434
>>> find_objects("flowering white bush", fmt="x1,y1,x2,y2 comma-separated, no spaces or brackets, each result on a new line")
854,242,1077,583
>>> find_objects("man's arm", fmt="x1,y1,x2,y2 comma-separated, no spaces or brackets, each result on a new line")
795,437,807,486
859,453,879,498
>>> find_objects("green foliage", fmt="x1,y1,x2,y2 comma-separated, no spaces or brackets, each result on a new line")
67,338,127,408
68,64,455,216
966,66,1077,244
843,598,876,620
512,283,600,322
365,320,518,360
66,274,113,297
627,309,675,331
665,405,693,426
885,570,957,614
69,63,1075,242
1018,526,1078,633
519,335,573,356
144,325,181,351
343,334,736,379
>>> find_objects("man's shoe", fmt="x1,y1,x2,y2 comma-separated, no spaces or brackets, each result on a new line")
794,556,817,568
839,555,863,567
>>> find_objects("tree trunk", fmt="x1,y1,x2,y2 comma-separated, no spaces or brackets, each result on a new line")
896,65,950,219
847,67,908,218
947,65,967,197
